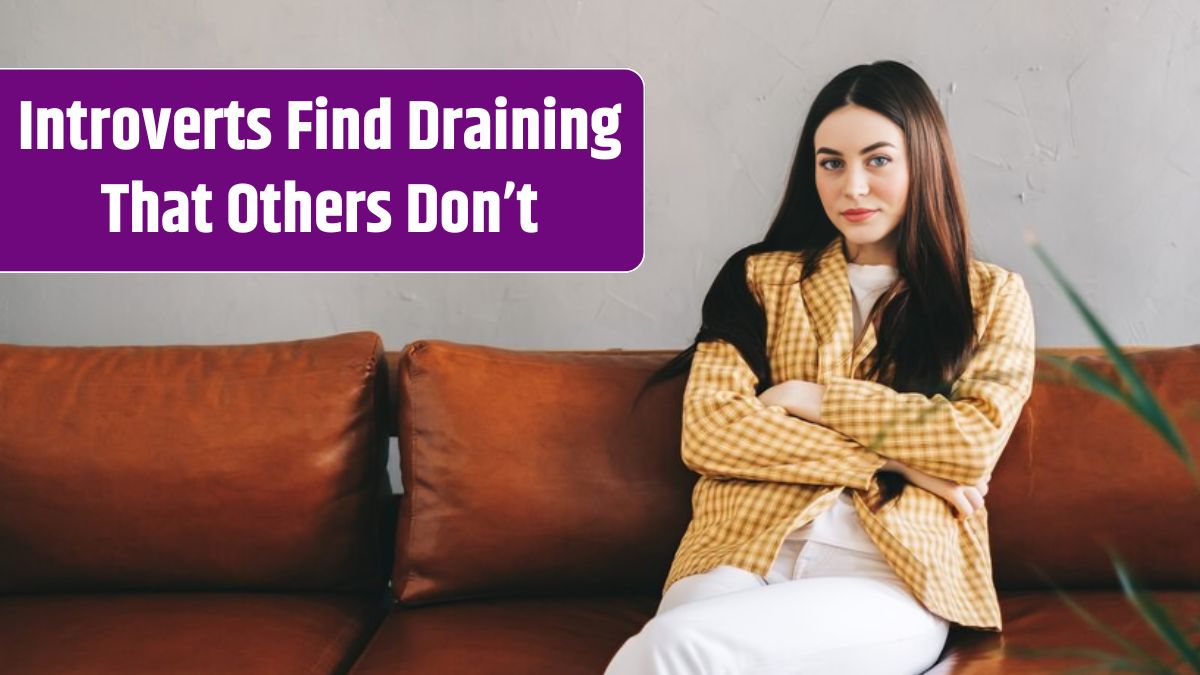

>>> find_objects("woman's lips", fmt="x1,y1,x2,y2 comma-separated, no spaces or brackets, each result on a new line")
842,209,878,223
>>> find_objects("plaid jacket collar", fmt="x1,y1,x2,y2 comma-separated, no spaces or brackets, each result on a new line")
784,237,878,382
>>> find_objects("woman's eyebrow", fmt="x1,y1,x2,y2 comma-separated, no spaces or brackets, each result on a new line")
815,141,897,156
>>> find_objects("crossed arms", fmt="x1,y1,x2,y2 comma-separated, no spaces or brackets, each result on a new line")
681,272,1036,490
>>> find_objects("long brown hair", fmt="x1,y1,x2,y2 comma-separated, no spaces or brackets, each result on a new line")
638,60,979,508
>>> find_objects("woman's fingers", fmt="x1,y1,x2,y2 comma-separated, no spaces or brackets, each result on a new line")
949,487,986,519
949,490,973,519
905,468,989,519
948,487,986,519
974,478,989,497
963,487,985,512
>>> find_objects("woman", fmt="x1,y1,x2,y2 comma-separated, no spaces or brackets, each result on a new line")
607,61,1037,674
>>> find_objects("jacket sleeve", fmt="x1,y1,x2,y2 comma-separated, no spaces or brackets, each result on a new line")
819,271,1037,485
682,336,888,490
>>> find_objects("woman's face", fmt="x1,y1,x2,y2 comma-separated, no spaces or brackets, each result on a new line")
813,104,910,265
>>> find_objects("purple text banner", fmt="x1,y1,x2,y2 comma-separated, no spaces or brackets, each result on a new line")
1,69,644,272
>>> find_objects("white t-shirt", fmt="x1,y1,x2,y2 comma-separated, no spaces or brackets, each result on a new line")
783,260,899,554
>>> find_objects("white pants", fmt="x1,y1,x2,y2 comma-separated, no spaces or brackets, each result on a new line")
604,538,950,674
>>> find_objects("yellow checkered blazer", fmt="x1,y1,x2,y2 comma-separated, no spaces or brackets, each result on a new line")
663,236,1037,630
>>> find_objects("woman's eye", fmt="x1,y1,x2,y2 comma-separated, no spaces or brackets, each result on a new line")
819,156,890,170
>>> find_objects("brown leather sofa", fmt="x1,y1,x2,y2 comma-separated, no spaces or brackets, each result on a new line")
1,331,1198,674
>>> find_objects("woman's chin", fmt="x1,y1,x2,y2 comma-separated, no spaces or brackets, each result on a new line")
839,227,889,245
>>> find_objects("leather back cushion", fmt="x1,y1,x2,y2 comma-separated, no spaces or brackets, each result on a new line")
988,344,1200,589
0,332,391,592
393,340,694,604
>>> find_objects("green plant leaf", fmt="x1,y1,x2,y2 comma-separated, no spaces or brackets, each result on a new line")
1009,644,1168,673
1109,550,1200,672
1035,353,1194,486
1029,241,1197,481
1037,353,1129,407
1032,566,1173,672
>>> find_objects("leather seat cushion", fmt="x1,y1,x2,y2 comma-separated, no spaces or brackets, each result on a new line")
347,594,658,675
0,592,389,675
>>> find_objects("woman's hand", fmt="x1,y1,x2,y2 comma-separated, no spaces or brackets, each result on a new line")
758,379,827,423
882,459,989,520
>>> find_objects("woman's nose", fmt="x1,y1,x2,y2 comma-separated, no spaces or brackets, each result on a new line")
843,166,870,197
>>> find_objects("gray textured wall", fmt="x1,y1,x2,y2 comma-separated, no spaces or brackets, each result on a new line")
2,0,1198,351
